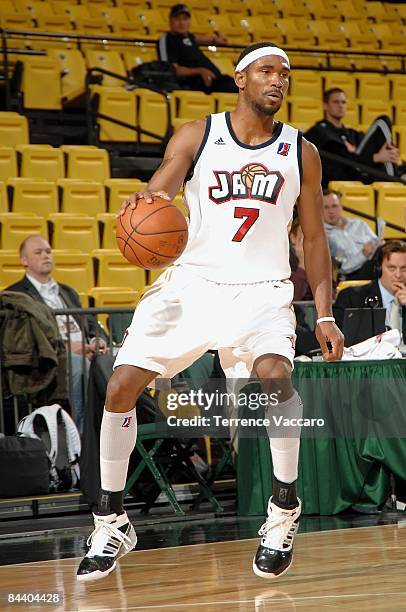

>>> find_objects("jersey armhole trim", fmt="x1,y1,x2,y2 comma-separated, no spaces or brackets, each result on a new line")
297,130,303,186
193,115,212,167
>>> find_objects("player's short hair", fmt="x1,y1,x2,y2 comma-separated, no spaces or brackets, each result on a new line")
323,87,346,103
236,42,279,70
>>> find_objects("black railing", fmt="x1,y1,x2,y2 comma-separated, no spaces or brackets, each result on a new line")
85,66,172,149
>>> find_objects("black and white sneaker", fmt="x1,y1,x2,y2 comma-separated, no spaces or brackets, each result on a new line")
253,497,301,579
77,512,137,582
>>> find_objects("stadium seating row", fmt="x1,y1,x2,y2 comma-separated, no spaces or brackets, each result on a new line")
3,44,406,114
2,0,405,44
0,176,152,214
0,181,403,251
0,248,152,294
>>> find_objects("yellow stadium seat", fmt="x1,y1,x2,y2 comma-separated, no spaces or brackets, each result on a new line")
375,183,406,238
273,0,310,18
35,15,74,31
357,74,390,104
48,49,87,104
289,71,323,100
0,146,17,181
126,7,165,31
97,213,117,249
88,287,139,307
74,17,110,36
17,145,64,180
0,250,25,287
111,21,149,40
137,88,170,144
65,147,110,181
91,86,137,142
359,101,392,126
365,1,399,23
305,0,337,21
323,72,357,101
0,112,29,146
0,0,18,12
0,213,47,249
290,98,323,130
214,0,244,15
121,48,157,72
88,286,140,330
0,182,8,213
336,280,370,296
334,1,365,21
172,91,216,129
93,249,147,289
58,179,106,216
84,50,127,87
49,214,100,251
104,178,147,212
328,181,375,218
14,0,53,16
21,57,62,110
213,92,238,114
88,5,127,23
52,251,94,293
0,13,34,29
210,56,235,78
59,4,91,20
394,103,406,128
7,178,58,215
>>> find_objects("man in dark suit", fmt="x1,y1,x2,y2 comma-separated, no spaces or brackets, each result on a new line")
334,240,406,342
5,235,107,432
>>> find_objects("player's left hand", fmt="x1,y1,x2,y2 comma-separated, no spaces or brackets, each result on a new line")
315,322,344,361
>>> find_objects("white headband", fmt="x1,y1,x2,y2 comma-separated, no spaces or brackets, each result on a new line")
235,46,290,73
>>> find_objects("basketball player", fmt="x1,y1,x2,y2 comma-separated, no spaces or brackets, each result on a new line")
77,42,344,582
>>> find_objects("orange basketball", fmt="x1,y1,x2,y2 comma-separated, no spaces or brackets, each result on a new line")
116,196,188,269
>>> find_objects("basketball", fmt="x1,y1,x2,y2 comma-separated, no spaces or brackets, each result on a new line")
241,163,267,189
116,196,188,269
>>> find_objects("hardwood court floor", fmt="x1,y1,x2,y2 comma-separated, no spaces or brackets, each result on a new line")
0,524,405,611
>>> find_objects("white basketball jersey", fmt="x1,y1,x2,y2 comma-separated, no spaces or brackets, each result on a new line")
177,112,302,283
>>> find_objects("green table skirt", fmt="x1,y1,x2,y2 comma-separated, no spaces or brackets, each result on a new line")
238,360,406,515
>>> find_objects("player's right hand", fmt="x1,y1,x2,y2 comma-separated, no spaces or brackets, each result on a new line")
117,190,171,217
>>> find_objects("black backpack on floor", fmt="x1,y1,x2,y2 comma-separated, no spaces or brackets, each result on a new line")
0,435,49,497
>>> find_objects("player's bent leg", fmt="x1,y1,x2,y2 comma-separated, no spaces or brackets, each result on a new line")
77,365,157,582
252,354,302,579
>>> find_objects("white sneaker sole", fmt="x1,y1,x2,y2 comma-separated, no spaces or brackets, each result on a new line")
252,555,293,580
77,529,137,582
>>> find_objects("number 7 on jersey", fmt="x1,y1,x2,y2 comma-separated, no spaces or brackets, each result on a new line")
232,207,260,242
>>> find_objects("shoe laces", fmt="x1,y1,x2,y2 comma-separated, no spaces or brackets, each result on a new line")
86,519,133,557
258,504,299,551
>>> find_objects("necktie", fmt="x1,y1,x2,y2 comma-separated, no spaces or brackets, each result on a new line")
389,297,401,332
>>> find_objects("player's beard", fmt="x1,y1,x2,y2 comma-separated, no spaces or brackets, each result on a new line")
251,99,280,117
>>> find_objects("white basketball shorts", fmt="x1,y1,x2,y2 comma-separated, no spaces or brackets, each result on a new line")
114,265,296,378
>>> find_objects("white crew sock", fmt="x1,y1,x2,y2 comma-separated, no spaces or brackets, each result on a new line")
267,391,303,484
100,407,137,492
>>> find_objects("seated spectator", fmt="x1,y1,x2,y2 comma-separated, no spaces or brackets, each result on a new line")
158,4,237,94
323,189,383,281
5,235,108,433
334,240,406,340
305,88,402,186
289,216,312,301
